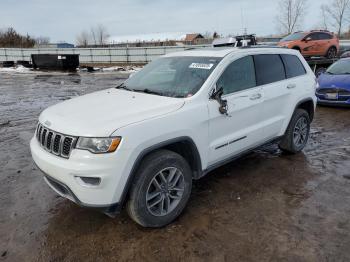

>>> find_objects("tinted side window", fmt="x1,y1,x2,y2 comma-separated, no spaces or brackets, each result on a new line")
320,33,333,40
281,54,306,78
217,56,256,95
254,55,286,85
308,33,319,40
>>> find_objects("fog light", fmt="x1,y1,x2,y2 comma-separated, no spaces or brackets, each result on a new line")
75,176,101,186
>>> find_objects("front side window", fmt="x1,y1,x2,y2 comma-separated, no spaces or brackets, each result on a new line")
307,33,319,41
217,56,256,95
123,56,221,98
254,55,286,85
281,54,306,78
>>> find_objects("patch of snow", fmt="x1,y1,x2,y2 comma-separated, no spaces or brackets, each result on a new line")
0,65,32,73
101,66,143,73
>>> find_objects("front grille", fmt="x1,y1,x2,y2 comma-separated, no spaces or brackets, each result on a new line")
36,123,77,159
317,87,350,96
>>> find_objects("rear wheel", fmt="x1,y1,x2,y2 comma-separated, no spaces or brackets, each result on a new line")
279,109,310,154
292,46,301,53
326,46,337,59
127,150,192,227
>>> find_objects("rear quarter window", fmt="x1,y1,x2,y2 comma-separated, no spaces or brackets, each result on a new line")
254,54,286,85
281,54,306,78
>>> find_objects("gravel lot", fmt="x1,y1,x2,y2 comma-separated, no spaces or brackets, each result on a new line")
1,70,350,262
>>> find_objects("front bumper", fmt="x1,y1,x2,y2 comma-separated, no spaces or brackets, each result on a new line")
316,90,350,107
43,173,120,216
30,136,132,208
316,97,350,107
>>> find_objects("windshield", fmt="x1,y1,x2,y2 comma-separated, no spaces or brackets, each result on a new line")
326,59,350,75
121,56,221,98
280,32,306,42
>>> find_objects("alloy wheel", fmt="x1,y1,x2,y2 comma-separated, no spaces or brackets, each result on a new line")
293,117,308,148
146,167,185,216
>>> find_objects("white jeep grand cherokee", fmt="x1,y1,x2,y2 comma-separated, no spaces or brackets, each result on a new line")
31,47,316,227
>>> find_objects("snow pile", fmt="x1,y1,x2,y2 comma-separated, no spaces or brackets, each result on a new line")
0,65,32,73
101,66,143,73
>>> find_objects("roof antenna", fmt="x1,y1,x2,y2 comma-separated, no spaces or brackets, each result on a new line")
240,7,247,35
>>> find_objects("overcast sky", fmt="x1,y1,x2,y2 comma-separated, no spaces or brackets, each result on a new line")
1,0,331,43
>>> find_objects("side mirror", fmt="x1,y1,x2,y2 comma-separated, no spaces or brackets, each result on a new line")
315,67,326,77
303,37,312,42
211,85,228,115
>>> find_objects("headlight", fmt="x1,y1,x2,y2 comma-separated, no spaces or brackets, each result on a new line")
76,137,121,154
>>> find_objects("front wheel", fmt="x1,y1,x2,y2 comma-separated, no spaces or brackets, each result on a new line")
126,150,192,227
279,109,310,154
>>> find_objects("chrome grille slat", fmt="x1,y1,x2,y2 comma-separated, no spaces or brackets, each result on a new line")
41,129,47,146
38,126,43,144
60,135,65,156
35,123,76,159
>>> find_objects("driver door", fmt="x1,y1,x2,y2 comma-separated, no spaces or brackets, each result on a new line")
207,56,264,166
302,33,320,56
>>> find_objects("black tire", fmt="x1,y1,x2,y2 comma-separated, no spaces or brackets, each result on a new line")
292,46,301,53
126,150,192,228
326,46,337,59
279,109,310,154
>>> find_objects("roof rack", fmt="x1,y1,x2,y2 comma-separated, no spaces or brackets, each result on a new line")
213,34,257,48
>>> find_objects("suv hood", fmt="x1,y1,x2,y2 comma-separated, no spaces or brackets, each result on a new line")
39,88,185,137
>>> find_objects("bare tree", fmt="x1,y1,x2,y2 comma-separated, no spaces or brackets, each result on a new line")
95,24,109,45
90,27,97,46
320,5,329,30
76,30,89,47
0,27,36,48
324,0,350,36
276,0,307,35
89,24,109,46
35,36,50,46
77,24,109,47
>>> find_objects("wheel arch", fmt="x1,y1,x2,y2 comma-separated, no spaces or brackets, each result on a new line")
326,45,338,55
118,136,202,207
295,98,315,122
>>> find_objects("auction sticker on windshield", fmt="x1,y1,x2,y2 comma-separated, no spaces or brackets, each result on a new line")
189,63,214,70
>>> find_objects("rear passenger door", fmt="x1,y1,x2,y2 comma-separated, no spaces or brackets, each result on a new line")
257,54,307,140
318,33,332,55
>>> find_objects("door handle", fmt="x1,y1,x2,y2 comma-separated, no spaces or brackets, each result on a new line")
250,93,262,100
287,84,296,89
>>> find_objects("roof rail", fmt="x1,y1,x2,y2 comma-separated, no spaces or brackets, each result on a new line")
310,29,331,33
239,45,285,49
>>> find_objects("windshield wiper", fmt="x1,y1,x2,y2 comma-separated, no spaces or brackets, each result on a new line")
115,83,134,91
133,88,164,96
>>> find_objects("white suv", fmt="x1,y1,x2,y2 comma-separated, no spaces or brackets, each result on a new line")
30,47,317,227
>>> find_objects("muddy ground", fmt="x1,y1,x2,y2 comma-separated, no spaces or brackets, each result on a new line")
0,70,350,262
